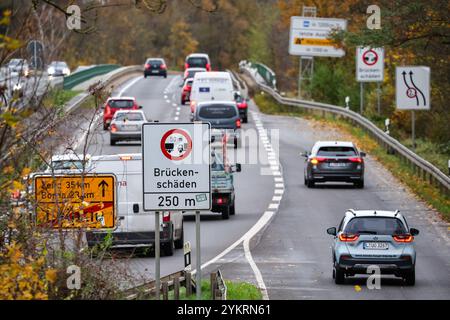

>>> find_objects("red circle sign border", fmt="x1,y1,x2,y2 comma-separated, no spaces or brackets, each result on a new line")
160,128,193,161
362,49,378,66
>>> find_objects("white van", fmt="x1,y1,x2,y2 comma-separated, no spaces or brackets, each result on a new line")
190,71,234,121
85,153,184,256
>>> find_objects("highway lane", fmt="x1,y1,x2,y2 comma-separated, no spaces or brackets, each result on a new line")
219,101,450,299
76,74,275,285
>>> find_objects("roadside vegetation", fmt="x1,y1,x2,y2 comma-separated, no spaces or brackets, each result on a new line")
164,280,262,300
254,93,450,221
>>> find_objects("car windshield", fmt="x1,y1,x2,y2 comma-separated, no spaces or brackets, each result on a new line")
199,105,237,119
147,60,162,65
344,217,407,235
114,113,144,121
234,94,244,102
51,62,67,68
52,160,84,170
211,159,225,171
187,57,207,67
109,99,134,108
9,59,22,66
317,146,357,156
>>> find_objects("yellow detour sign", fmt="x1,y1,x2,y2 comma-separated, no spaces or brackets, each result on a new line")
34,174,116,229
294,37,335,46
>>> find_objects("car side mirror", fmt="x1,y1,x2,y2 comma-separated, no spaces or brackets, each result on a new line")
133,204,139,213
360,151,366,157
139,105,143,109
246,98,250,102
410,228,419,236
327,227,337,236
235,163,242,172
300,152,309,158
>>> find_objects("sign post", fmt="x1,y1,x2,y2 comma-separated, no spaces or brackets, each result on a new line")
142,122,211,300
155,211,160,300
395,66,431,150
34,174,116,229
356,47,385,115
195,211,201,300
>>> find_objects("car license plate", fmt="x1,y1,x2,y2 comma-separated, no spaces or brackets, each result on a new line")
151,70,159,73
364,242,389,250
329,162,346,167
123,125,138,131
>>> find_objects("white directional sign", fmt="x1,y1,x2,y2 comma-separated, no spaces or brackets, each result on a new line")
356,47,384,82
142,123,211,211
289,17,347,57
396,66,430,110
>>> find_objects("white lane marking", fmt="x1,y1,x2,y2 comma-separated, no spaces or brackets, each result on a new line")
172,103,177,107
275,183,284,188
176,107,181,111
164,95,168,99
175,111,180,116
74,113,102,150
274,189,284,195
163,75,179,94
166,100,171,104
272,196,282,201
272,171,282,176
174,117,179,121
118,76,141,97
269,203,279,210
274,177,284,182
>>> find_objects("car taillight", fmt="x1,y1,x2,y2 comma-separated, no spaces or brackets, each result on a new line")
206,63,211,71
393,234,414,243
110,124,117,132
338,233,359,242
235,119,241,128
163,212,171,222
105,105,111,114
310,157,326,165
120,156,132,161
185,63,189,69
160,64,166,69
216,197,227,204
190,101,196,112
145,64,150,69
349,157,363,163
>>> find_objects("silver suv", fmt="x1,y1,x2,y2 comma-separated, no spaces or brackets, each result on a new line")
327,210,419,286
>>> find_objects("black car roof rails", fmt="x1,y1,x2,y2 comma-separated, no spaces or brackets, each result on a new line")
394,210,400,216
347,209,357,216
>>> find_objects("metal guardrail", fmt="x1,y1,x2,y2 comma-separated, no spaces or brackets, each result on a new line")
239,65,450,196
63,64,121,90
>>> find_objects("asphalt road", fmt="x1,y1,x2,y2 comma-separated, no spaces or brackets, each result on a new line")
216,101,450,300
68,72,450,298
76,74,275,285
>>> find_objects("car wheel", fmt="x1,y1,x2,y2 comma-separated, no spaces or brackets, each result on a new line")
243,116,248,123
174,221,184,249
103,123,108,130
230,203,235,215
221,207,230,220
162,238,175,256
355,180,364,189
307,179,315,188
334,266,345,284
164,74,167,78
110,138,116,146
304,176,307,186
404,268,415,286
144,74,147,78
181,100,185,105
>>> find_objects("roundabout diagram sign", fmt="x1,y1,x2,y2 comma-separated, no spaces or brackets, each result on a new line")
142,123,211,211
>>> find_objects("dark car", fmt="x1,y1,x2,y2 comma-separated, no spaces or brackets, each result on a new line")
233,91,248,123
194,101,241,149
144,58,167,78
302,141,365,188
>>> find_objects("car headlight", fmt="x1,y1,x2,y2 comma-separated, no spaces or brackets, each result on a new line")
63,68,70,75
47,67,55,75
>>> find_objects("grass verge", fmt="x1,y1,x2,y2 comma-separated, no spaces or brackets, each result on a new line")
160,280,262,300
254,93,450,221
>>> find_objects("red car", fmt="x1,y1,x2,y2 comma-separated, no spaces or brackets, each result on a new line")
234,91,248,123
103,97,141,130
181,78,194,105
